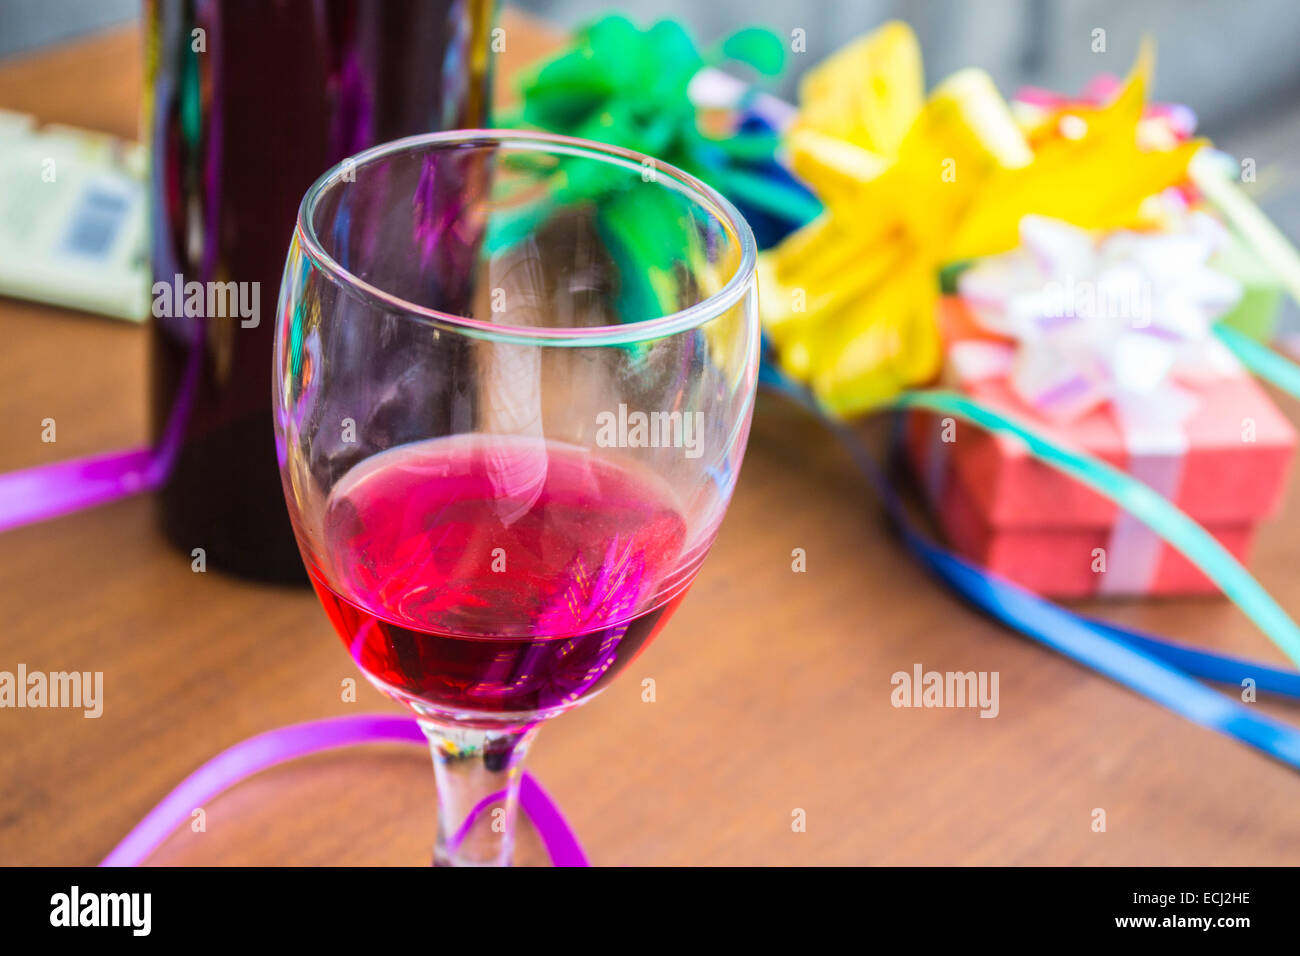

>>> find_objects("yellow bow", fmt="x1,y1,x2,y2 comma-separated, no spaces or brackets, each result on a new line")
760,22,1204,416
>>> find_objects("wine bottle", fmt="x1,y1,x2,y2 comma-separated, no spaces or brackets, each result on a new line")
144,0,494,583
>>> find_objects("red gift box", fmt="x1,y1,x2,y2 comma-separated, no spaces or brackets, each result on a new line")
907,298,1297,598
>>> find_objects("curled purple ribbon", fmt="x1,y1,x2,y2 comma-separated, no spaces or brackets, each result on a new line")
0,344,588,866
99,714,588,867
0,334,199,532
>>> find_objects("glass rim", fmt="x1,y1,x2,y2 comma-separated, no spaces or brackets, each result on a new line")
294,128,758,347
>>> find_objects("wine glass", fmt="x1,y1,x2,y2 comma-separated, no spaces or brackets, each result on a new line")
273,130,758,866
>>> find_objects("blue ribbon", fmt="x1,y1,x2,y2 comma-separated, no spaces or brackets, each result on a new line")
759,358,1300,771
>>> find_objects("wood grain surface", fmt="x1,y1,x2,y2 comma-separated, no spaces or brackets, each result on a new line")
2,16,1299,867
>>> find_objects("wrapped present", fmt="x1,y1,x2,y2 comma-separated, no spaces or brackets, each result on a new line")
907,216,1296,597
757,25,1203,416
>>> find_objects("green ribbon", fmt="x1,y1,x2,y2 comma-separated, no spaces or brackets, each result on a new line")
504,15,800,270
497,15,796,334
509,15,786,179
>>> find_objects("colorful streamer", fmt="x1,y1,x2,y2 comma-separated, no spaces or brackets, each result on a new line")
892,389,1300,669
99,715,589,867
760,361,1300,770
1217,324,1300,401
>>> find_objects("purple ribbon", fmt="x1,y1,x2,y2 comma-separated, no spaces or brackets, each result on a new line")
0,447,158,533
99,714,589,867
13,19,587,864
0,337,198,531
0,355,587,865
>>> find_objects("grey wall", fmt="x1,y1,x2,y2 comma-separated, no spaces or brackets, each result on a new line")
0,0,137,57
5,1,1298,137
4,0,1298,288
514,0,1300,137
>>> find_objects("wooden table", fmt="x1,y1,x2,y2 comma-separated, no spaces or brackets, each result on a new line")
3,15,1300,867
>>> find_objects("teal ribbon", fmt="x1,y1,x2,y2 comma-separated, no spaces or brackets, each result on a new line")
891,389,1300,669
1216,324,1300,401
761,358,1300,771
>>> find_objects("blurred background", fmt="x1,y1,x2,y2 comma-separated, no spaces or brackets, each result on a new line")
5,0,1300,332
6,0,1300,127
7,0,1300,127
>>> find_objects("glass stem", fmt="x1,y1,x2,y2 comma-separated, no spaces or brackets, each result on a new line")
420,719,540,867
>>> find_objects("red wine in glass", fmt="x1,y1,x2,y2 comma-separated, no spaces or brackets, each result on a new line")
305,435,711,721
275,130,759,865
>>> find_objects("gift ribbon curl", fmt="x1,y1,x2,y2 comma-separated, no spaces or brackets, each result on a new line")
99,715,589,867
760,360,1300,771
893,388,1300,669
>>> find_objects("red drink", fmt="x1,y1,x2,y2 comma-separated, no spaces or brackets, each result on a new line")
305,436,707,720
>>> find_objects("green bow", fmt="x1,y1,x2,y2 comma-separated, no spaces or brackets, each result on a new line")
494,15,808,327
